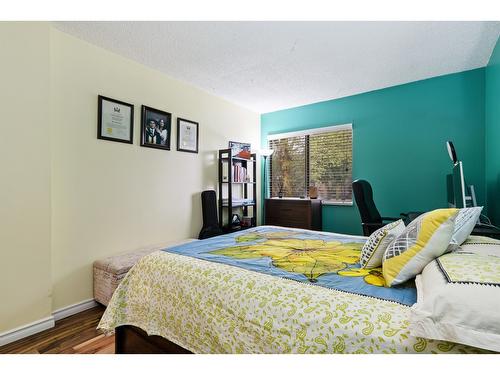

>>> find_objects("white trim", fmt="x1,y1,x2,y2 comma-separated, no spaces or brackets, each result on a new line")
322,200,354,206
267,123,352,141
0,298,98,347
52,298,98,322
0,316,55,347
268,197,353,206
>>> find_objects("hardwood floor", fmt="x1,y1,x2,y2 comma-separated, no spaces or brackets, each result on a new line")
0,305,114,354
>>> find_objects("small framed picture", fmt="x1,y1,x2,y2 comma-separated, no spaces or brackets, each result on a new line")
177,118,199,153
140,105,172,150
97,95,134,144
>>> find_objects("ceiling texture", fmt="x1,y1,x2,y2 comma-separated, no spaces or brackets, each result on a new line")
54,21,500,113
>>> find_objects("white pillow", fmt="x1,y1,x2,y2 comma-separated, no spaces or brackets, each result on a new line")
360,219,405,268
450,207,483,247
459,235,500,255
410,252,500,352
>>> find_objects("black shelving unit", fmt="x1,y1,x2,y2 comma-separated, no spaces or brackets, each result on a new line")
218,149,257,233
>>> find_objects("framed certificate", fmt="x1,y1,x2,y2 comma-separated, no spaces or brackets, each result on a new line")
97,95,134,144
177,118,199,153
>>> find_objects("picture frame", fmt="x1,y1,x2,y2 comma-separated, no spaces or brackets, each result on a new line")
229,141,251,159
140,105,172,150
177,118,199,153
97,95,134,144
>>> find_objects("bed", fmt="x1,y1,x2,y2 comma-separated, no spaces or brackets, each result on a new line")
98,226,490,354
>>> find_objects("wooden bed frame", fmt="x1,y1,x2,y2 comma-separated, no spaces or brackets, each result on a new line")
115,325,192,354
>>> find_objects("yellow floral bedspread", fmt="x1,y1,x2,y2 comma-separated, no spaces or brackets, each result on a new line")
98,251,487,354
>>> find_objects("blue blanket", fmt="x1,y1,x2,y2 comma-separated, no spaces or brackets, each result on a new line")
163,226,416,306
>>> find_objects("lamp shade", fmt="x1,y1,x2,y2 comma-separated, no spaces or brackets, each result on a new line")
259,149,274,157
446,141,458,165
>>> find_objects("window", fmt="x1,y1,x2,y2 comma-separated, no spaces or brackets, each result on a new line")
268,124,352,204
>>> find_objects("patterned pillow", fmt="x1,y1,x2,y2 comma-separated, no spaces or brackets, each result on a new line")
360,219,405,269
450,206,483,247
382,208,459,287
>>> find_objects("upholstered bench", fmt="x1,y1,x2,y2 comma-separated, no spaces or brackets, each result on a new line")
93,238,197,306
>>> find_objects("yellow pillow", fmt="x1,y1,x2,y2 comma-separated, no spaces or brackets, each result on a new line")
382,208,459,287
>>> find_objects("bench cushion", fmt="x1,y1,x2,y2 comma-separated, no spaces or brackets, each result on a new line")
94,239,196,305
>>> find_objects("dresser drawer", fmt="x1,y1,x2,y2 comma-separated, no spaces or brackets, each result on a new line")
266,201,308,217
265,199,322,230
266,216,310,229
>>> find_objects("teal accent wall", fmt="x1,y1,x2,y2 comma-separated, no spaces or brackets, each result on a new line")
261,69,486,235
486,36,500,225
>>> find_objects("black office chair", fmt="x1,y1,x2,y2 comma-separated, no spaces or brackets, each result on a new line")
198,190,224,240
352,179,402,236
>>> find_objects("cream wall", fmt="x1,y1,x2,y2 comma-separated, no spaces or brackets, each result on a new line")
0,23,53,331
49,29,260,310
0,23,260,334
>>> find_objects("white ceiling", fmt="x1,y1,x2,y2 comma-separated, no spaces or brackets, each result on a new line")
54,21,500,113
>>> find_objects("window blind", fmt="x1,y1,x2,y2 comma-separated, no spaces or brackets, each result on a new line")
269,135,306,198
268,125,352,203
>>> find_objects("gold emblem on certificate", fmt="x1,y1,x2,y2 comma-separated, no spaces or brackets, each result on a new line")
97,95,134,144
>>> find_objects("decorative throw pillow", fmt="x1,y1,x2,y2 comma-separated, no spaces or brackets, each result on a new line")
410,254,500,352
449,206,483,247
360,219,405,268
382,208,459,287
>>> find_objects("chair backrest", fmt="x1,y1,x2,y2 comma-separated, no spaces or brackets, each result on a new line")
201,190,218,227
352,179,382,225
199,190,223,239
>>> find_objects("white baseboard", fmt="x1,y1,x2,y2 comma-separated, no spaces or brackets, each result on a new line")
0,316,55,347
0,298,98,347
52,298,98,322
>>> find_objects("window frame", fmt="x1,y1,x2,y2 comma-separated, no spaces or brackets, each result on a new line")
267,123,353,206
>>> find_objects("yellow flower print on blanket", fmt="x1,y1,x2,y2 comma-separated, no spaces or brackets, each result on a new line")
162,228,416,304
235,231,296,243
210,238,362,281
338,268,386,287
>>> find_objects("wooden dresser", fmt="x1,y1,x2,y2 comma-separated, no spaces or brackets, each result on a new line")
265,198,322,230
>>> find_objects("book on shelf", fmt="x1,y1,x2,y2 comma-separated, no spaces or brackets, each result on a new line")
222,162,229,181
222,161,251,182
221,198,255,205
234,162,246,183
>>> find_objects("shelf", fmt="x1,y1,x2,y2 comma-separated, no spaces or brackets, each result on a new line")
221,202,256,208
221,181,256,184
220,157,256,163
218,148,257,230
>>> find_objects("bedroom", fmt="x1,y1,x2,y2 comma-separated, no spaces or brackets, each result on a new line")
1,0,500,372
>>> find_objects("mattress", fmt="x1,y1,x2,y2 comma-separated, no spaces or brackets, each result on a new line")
98,226,488,353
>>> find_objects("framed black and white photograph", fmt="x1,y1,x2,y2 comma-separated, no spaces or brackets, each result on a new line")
177,118,199,153
97,95,134,144
140,105,172,150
